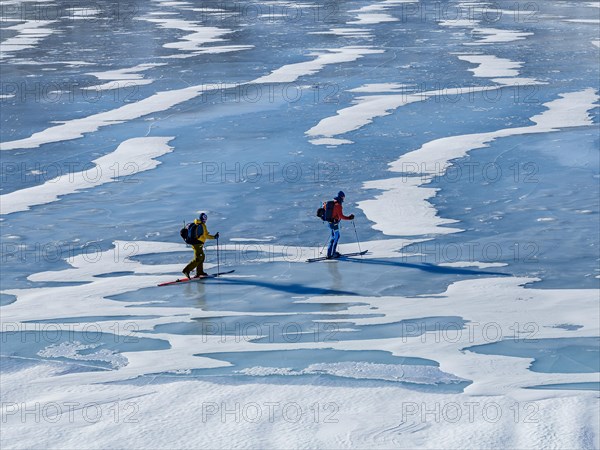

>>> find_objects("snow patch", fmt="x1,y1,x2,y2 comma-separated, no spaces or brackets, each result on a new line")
358,89,598,237
83,63,167,91
457,54,523,78
251,47,384,84
0,20,57,60
238,361,468,385
439,261,508,269
1,137,175,215
37,341,128,369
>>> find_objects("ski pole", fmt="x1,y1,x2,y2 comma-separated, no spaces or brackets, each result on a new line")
352,220,363,257
319,235,329,255
319,221,330,255
216,237,220,277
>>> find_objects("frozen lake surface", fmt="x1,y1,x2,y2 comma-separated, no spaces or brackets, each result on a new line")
1,0,599,448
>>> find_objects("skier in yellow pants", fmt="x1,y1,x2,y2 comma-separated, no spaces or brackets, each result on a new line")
182,213,219,278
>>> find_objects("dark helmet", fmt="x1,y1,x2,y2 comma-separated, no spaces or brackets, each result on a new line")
335,191,345,202
199,212,208,222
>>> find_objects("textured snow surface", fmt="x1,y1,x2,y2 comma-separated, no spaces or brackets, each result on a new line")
1,0,598,448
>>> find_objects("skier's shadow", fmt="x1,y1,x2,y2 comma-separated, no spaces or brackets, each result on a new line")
341,257,511,277
204,276,359,296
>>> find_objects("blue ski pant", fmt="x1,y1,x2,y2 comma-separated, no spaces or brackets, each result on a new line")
327,222,340,257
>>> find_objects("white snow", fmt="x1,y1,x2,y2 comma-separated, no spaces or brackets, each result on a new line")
1,47,384,151
309,28,373,38
295,276,600,395
358,89,598,236
38,341,128,369
348,83,410,93
0,363,597,448
2,265,598,448
0,86,207,151
306,93,422,141
306,82,544,146
239,361,468,384
564,19,600,24
0,137,174,215
0,20,57,60
138,3,253,56
457,54,523,78
3,237,596,393
349,0,418,25
1,2,598,448
83,63,167,91
141,17,233,52
439,261,508,269
466,27,534,45
250,47,384,85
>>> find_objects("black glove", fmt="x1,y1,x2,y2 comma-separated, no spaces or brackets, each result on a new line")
348,214,355,220
214,232,220,239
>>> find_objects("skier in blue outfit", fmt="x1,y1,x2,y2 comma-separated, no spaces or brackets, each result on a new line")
326,191,354,259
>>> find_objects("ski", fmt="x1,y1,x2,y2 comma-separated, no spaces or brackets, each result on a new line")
306,250,368,263
157,270,235,286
